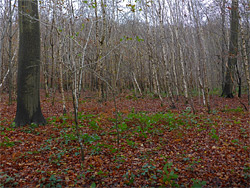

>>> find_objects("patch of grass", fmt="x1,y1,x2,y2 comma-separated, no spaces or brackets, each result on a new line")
123,171,135,186
231,139,240,146
191,178,206,188
113,154,126,163
209,88,220,95
122,111,179,133
186,158,202,171
39,174,63,188
243,165,250,179
209,128,219,141
141,163,156,176
162,162,179,187
126,139,137,148
19,123,41,135
0,172,19,187
125,92,138,100
222,106,243,113
0,136,18,147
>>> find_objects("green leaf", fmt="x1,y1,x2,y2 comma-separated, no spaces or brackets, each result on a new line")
49,174,56,181
90,182,96,188
81,24,85,31
5,176,14,183
136,36,144,42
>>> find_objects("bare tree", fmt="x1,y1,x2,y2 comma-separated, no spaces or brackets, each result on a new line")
0,1,9,97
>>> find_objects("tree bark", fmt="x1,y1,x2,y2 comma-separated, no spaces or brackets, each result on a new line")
222,0,239,98
58,35,66,115
14,0,46,126
8,0,13,104
167,0,188,103
189,0,211,112
158,0,175,107
239,18,250,107
220,0,227,91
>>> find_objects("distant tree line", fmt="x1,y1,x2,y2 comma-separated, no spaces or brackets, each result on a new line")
0,0,249,109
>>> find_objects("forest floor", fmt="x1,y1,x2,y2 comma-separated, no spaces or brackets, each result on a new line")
0,91,250,187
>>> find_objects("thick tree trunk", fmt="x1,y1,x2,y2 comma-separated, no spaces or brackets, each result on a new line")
222,0,239,98
14,0,46,126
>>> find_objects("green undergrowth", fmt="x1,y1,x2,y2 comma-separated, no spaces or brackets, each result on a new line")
221,105,244,113
2,107,249,187
41,109,218,186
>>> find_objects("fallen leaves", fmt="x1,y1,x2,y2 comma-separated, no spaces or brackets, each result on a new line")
0,93,250,187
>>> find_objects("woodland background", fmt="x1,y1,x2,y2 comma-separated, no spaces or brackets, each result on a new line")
0,0,249,104
0,0,250,187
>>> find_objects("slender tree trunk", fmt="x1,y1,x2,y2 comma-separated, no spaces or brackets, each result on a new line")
0,8,8,96
132,72,142,96
50,13,55,92
43,34,49,97
78,20,93,97
221,0,227,91
58,34,66,115
189,21,205,105
167,0,188,103
239,18,250,107
158,0,175,107
146,25,154,93
0,33,5,85
94,0,104,100
98,0,107,101
200,29,211,112
8,0,13,104
169,32,179,98
189,0,211,112
174,26,188,103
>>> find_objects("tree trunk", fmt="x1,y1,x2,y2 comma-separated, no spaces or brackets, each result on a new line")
189,0,211,112
239,18,250,107
43,34,49,97
58,34,66,115
14,0,46,126
222,0,239,98
167,0,188,103
158,0,175,107
220,0,227,91
8,0,13,104
0,8,8,96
